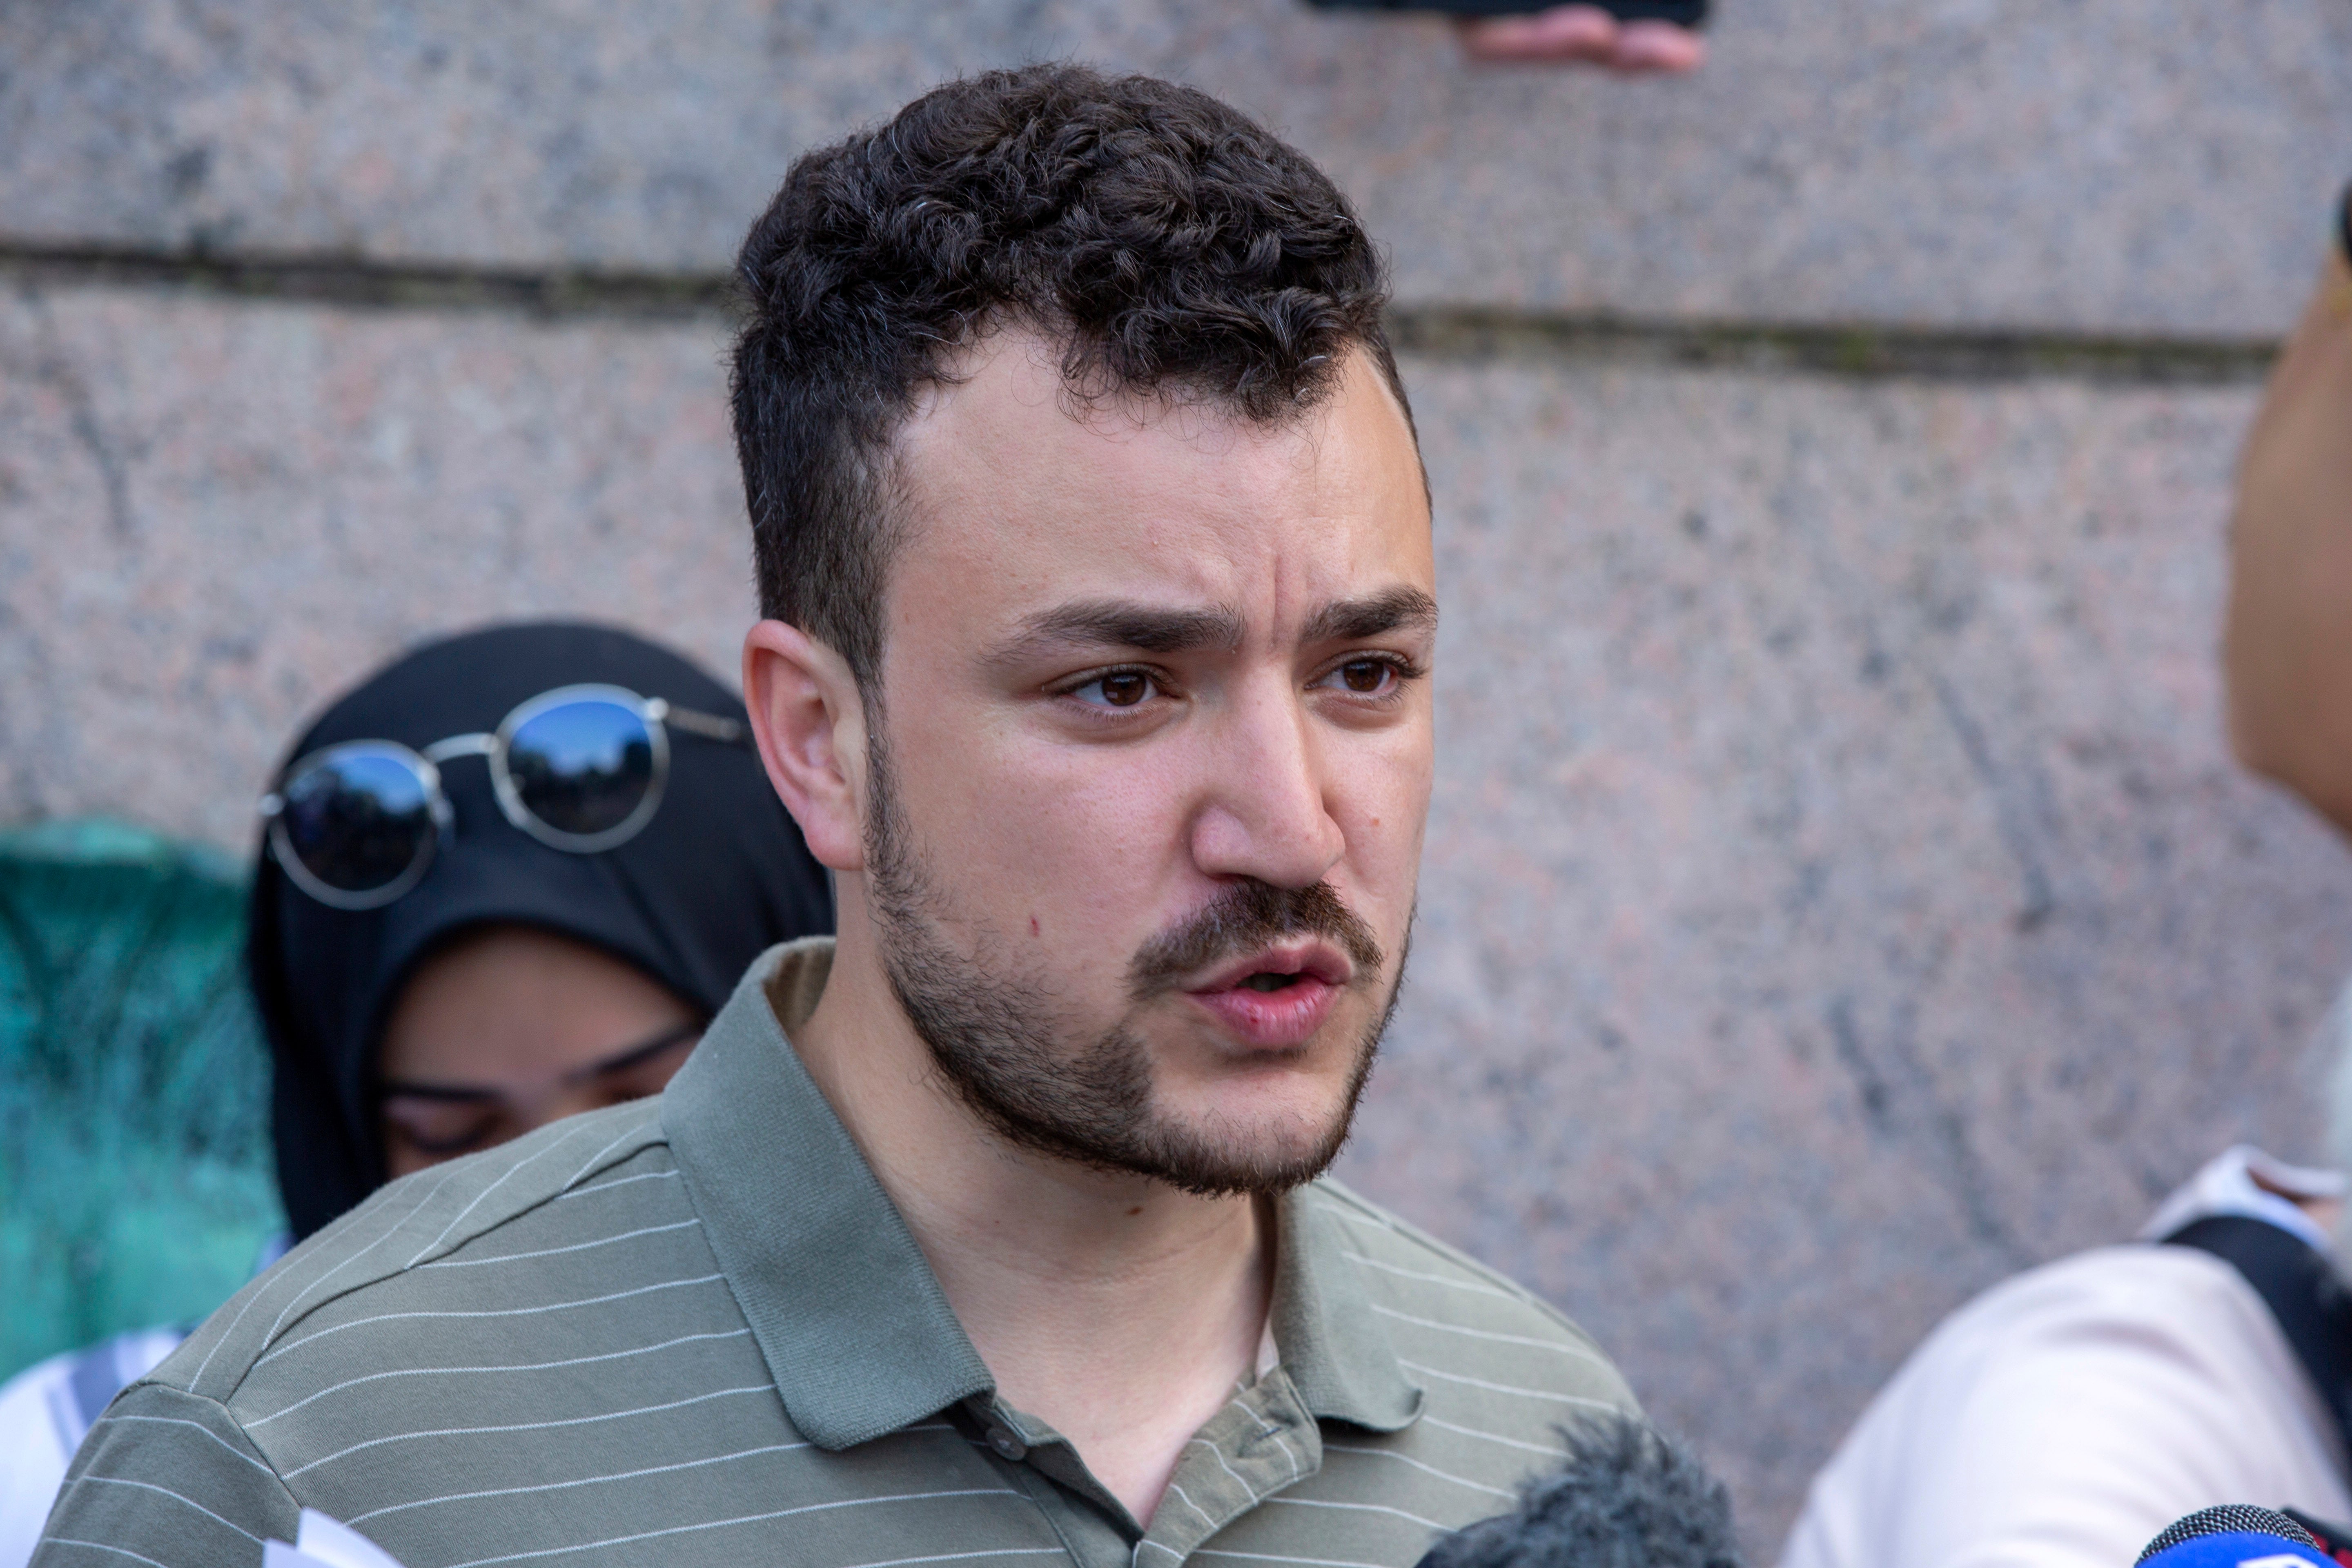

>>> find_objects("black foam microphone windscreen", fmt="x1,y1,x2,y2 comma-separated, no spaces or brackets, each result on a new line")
1412,1414,1744,1568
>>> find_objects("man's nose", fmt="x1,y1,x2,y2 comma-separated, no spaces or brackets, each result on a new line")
1185,677,1346,889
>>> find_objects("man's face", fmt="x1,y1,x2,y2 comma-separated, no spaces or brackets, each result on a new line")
868,333,1435,1194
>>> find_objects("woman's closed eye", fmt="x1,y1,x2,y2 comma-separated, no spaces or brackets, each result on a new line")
381,1097,508,1158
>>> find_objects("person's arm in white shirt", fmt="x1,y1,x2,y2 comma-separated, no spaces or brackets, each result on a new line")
1782,1249,2351,1568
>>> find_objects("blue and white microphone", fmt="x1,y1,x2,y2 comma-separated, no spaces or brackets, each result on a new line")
2136,1506,2336,1568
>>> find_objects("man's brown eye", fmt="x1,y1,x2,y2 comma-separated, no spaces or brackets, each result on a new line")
1100,672,1150,706
1341,660,1388,693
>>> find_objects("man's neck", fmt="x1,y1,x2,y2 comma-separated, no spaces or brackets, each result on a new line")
788,906,1275,1527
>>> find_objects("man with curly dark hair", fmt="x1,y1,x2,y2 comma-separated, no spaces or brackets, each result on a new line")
38,65,1640,1568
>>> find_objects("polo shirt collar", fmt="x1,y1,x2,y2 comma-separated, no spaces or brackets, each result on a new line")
664,938,1424,1450
1272,1185,1424,1432
664,939,992,1450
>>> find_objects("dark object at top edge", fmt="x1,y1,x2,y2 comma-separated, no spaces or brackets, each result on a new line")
1304,0,1706,25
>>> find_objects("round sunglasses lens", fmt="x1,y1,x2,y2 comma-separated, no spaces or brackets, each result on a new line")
278,748,435,895
505,700,656,839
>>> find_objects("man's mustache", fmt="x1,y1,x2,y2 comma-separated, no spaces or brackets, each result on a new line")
1127,880,1385,999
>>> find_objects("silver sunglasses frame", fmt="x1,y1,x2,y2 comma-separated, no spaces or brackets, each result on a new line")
258,683,743,911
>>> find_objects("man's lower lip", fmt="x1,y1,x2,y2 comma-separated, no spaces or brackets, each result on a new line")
1185,978,1341,1047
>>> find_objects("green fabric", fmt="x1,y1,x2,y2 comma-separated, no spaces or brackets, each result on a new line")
0,820,283,1383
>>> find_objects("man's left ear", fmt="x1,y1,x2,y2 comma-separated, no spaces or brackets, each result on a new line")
742,619,868,873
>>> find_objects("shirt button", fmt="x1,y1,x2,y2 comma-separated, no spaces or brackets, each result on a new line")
987,1427,1028,1461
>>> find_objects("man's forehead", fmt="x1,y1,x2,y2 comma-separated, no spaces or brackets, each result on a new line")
889,331,1433,639
904,329,1414,496
984,586,1439,667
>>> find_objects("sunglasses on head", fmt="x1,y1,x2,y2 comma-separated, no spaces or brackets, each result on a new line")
260,684,749,910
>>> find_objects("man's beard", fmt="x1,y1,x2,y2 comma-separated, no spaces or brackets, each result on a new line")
864,734,1405,1197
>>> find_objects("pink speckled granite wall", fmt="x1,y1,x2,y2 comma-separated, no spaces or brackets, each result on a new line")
0,289,752,841
1343,360,2352,1533
8,0,2352,332
9,1,2352,1553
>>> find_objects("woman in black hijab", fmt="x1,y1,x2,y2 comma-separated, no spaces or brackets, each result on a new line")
250,621,833,1239
0,623,833,1555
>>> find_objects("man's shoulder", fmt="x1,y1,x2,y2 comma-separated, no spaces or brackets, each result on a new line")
1302,1178,1637,1415
1938,1242,2271,1352
152,1099,683,1411
1822,1241,2310,1488
37,1102,816,1568
1788,1243,2352,1568
1869,1240,2319,1422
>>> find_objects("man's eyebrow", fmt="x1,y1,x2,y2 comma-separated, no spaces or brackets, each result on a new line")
998,600,1248,659
1301,586,1439,645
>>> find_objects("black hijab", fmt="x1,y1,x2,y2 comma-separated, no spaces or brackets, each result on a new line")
249,621,833,1238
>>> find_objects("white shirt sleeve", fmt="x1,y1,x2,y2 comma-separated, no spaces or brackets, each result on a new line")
1780,1246,2352,1568
0,1327,192,1568
0,1353,78,1568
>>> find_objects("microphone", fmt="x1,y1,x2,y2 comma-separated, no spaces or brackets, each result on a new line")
2136,1506,2333,1568
1412,1413,1742,1568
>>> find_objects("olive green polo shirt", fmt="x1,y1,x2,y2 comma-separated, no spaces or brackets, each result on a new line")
37,938,1637,1568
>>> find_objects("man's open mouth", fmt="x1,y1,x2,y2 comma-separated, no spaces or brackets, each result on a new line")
1182,942,1356,1048
1187,941,1354,995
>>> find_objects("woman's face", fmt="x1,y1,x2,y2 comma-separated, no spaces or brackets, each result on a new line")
376,924,701,1177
